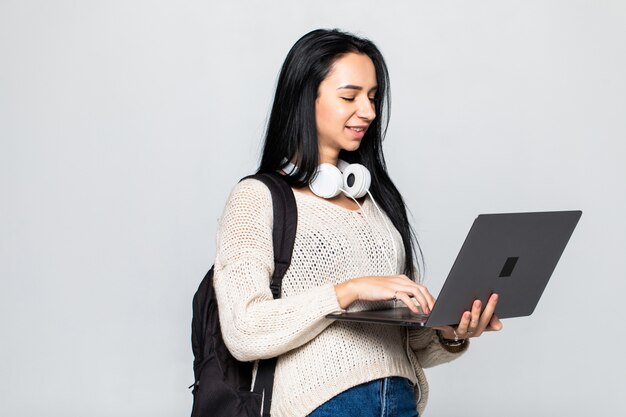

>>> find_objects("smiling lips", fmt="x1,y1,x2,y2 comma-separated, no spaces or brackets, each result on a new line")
346,125,368,138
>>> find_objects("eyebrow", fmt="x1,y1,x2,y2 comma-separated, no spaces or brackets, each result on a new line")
337,85,378,93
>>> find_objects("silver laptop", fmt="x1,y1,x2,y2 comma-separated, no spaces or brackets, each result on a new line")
326,211,582,328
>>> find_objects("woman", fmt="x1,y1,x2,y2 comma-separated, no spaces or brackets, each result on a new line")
213,28,502,417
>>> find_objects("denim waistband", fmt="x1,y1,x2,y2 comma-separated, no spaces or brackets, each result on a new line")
307,377,418,417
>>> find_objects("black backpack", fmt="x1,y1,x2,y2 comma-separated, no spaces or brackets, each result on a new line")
190,172,298,417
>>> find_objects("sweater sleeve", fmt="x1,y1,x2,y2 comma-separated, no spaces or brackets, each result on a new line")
212,179,343,362
408,327,469,368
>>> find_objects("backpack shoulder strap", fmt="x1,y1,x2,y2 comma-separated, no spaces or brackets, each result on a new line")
241,172,297,417
240,172,297,299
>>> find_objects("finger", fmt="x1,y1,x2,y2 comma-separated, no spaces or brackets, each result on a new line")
398,284,431,314
396,291,420,313
413,287,433,314
455,311,471,337
477,293,499,333
417,285,436,311
393,276,436,312
467,299,481,336
487,315,503,331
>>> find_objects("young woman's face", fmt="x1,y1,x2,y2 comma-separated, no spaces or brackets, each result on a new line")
315,52,377,160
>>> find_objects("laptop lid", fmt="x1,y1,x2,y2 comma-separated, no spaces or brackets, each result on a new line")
326,210,582,328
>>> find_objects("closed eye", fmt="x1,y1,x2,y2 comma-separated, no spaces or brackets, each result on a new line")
341,97,355,102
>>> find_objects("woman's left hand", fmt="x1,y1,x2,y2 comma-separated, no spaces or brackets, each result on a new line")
433,293,503,340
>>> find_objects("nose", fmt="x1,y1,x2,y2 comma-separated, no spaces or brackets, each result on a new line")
356,96,376,121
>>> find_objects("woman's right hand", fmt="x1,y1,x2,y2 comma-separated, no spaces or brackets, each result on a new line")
334,275,436,314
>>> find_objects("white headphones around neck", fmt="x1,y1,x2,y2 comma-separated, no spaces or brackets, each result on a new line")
282,159,372,199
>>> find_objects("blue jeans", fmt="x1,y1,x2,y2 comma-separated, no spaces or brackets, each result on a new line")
308,377,418,417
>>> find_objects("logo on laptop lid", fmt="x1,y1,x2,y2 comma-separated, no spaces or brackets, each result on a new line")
499,257,519,278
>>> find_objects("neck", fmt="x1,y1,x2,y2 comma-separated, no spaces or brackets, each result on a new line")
318,146,339,166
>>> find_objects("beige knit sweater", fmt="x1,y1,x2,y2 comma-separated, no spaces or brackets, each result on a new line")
213,178,467,417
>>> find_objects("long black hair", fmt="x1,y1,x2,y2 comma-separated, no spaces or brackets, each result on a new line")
257,28,422,280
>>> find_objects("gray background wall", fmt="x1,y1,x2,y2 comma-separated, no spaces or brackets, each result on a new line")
1,1,624,415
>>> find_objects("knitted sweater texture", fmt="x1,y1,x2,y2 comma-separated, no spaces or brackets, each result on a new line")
213,179,467,417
